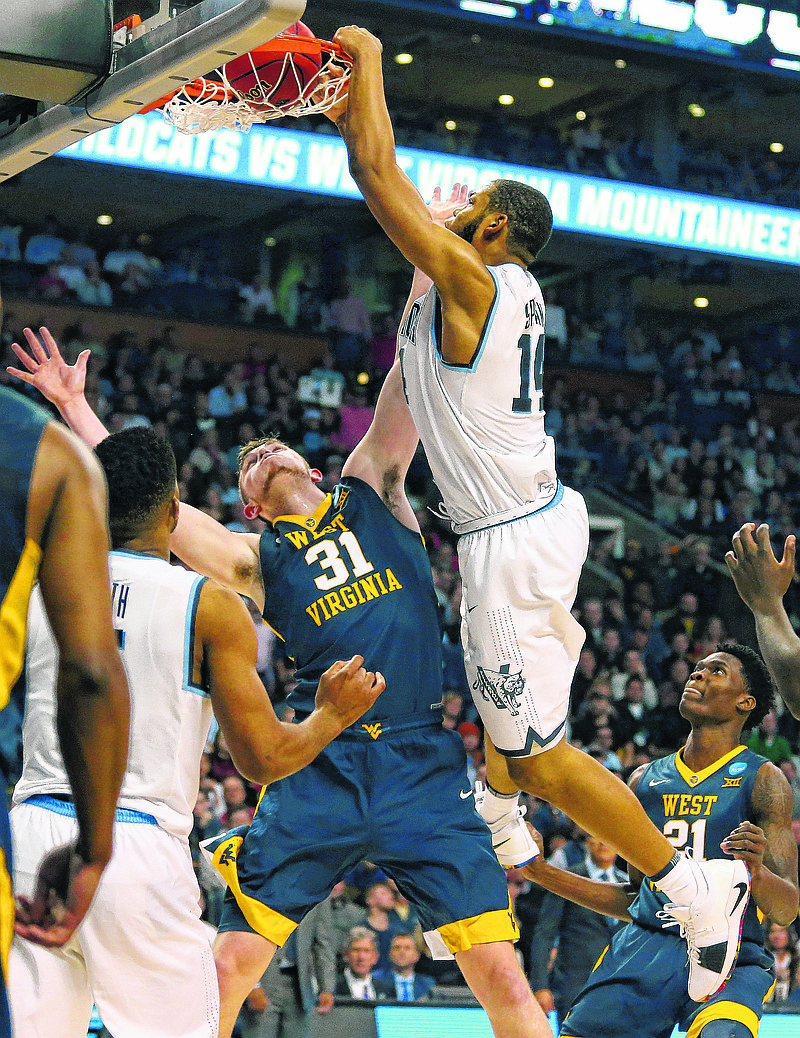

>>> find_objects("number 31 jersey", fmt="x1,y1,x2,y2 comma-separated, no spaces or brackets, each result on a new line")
398,262,557,526
259,477,445,725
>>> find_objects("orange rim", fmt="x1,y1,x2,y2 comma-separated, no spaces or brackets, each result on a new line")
138,35,349,114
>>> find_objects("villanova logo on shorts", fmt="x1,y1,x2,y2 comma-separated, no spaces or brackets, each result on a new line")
473,663,525,716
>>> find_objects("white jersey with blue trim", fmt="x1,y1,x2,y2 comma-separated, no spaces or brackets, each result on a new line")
398,262,557,526
14,551,212,838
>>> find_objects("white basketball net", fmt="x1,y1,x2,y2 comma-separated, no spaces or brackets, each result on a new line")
163,44,350,135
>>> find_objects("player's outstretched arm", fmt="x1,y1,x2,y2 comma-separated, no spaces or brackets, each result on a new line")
7,327,109,447
16,423,130,948
724,762,799,926
521,825,636,921
7,326,266,607
726,523,800,718
330,27,494,318
199,583,384,785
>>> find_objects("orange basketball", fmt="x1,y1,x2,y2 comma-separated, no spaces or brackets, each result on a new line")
225,21,322,110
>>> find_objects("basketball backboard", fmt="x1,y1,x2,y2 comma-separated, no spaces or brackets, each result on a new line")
0,0,304,181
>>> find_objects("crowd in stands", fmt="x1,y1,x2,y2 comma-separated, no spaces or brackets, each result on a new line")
4,235,800,1019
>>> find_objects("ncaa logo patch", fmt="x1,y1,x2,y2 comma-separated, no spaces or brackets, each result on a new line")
728,762,748,775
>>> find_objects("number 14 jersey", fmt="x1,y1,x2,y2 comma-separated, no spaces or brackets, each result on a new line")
398,262,557,526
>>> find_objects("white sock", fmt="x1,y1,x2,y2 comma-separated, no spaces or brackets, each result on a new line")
651,853,701,904
478,785,520,824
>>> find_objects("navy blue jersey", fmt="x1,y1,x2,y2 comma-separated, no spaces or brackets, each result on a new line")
0,389,49,716
0,387,49,1038
260,477,443,724
631,744,770,962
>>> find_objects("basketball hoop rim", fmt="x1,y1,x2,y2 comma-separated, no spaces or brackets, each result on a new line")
138,33,351,113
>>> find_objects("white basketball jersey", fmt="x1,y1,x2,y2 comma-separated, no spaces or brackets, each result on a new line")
14,551,212,838
399,262,558,526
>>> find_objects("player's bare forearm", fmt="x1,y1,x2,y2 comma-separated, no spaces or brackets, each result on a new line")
752,610,800,719
7,328,109,447
522,858,635,921
732,767,800,925
172,501,264,605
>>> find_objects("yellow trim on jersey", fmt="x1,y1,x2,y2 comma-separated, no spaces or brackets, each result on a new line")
274,495,333,531
0,538,42,709
685,1000,760,1038
261,616,285,643
674,745,748,788
435,894,518,954
0,843,12,979
590,944,610,974
210,833,297,946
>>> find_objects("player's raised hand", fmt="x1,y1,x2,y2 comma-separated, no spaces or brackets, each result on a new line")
7,326,90,410
726,522,797,613
428,183,469,227
332,26,383,63
15,842,107,948
316,62,349,124
721,820,766,875
315,654,385,728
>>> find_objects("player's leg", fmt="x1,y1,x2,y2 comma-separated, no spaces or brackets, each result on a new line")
81,822,219,1038
461,492,750,1000
373,726,547,1038
8,938,93,1038
457,941,552,1038
8,802,94,1038
214,930,278,1038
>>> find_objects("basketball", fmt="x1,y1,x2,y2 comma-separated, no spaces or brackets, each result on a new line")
225,21,322,111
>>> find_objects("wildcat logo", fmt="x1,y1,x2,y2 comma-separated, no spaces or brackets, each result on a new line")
473,664,525,717
362,722,383,740
722,777,742,787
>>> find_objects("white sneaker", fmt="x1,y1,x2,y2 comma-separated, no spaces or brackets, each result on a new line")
474,782,540,869
657,857,750,1002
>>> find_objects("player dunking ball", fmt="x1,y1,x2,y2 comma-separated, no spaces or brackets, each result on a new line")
325,25,751,1002
524,645,798,1038
9,328,554,1038
8,424,383,1038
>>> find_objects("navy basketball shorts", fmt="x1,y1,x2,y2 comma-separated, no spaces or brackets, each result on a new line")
208,723,517,956
562,923,774,1038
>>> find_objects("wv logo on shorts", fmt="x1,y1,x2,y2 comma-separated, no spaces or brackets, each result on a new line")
473,663,525,716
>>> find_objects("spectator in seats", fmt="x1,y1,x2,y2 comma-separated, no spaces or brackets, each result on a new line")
570,683,622,750
458,722,483,786
325,279,372,373
610,650,658,710
330,882,366,966
596,627,623,672
528,834,626,1030
299,407,329,470
653,471,692,526
764,923,800,1003
361,881,406,975
239,274,277,325
622,456,654,511
116,261,152,304
747,709,794,767
335,928,394,1000
220,774,251,825
35,261,70,301
646,658,692,756
690,615,728,662
675,540,719,615
330,384,375,454
571,648,598,714
613,676,652,764
586,729,623,774
23,214,65,264
543,288,568,362
661,591,702,645
0,212,22,261
102,233,152,280
376,933,436,1001
579,598,605,654
56,245,88,295
257,900,337,1038
208,364,248,425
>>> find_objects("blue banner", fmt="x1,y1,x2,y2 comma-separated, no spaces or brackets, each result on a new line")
61,113,800,267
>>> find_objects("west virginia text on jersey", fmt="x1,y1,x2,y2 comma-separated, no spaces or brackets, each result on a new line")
259,477,444,724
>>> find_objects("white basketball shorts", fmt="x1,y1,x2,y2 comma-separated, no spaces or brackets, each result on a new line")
9,798,219,1038
457,483,589,757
